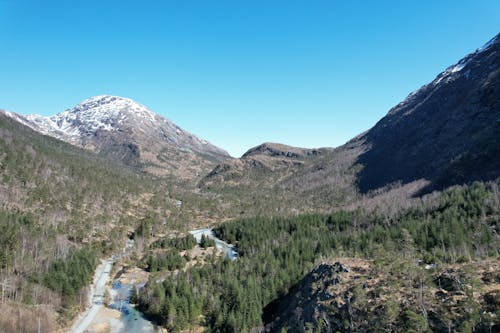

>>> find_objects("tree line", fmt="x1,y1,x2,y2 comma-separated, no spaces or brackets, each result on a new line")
135,182,499,332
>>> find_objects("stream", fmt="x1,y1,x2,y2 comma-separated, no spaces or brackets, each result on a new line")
189,228,238,260
101,229,236,332
74,229,235,332
108,281,158,333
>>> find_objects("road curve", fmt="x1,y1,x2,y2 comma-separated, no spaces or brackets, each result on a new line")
68,257,114,333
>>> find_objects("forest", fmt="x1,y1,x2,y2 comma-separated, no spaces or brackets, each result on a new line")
136,182,499,332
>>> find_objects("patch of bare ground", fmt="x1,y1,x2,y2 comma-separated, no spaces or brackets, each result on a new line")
179,325,205,333
86,307,121,333
182,245,221,268
113,265,150,287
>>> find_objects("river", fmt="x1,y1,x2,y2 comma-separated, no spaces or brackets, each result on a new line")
70,229,234,332
189,228,238,260
107,280,158,332
69,242,160,333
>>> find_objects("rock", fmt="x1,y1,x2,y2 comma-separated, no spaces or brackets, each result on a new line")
433,274,463,292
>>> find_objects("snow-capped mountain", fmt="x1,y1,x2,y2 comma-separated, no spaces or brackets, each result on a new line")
9,95,231,179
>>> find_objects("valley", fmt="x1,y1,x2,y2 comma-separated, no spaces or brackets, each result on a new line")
68,229,238,333
0,31,498,333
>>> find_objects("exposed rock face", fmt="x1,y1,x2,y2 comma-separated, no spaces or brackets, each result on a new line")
263,260,500,333
263,262,351,333
7,95,230,180
355,33,500,193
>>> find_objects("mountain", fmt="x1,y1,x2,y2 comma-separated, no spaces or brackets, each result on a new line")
202,142,333,188
202,34,500,210
0,109,164,329
8,95,230,180
356,33,500,193
0,109,172,234
1,34,499,333
199,142,359,214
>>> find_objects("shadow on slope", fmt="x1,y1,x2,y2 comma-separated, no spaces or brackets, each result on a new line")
355,33,500,194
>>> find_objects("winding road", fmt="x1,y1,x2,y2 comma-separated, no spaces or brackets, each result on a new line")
68,257,115,333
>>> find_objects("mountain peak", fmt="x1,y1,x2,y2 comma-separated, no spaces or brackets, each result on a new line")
388,33,499,116
476,33,500,53
7,95,230,179
242,142,326,159
434,33,499,85
64,95,157,122
75,95,146,111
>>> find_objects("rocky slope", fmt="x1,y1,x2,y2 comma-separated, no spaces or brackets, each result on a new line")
264,259,500,332
263,262,352,332
7,95,230,180
356,33,500,193
202,33,500,207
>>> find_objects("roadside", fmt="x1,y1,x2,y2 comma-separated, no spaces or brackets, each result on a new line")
67,257,114,333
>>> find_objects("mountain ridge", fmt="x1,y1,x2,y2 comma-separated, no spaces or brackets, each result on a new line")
6,95,231,180
356,32,500,193
200,33,500,210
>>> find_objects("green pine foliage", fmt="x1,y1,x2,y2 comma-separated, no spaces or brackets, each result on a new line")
136,182,499,332
147,251,185,272
200,234,216,249
151,234,197,251
42,248,98,299
0,210,104,313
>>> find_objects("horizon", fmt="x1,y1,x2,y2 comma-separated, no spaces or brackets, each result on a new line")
0,1,499,157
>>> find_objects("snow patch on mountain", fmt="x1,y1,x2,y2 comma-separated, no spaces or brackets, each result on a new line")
12,95,165,143
433,34,498,86
387,33,499,116
4,95,230,160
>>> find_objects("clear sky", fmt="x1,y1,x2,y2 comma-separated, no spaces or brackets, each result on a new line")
0,1,498,157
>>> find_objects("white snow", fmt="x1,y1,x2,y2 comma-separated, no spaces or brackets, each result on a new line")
13,95,162,142
433,35,497,86
5,94,229,157
476,34,498,53
449,63,466,73
434,58,469,85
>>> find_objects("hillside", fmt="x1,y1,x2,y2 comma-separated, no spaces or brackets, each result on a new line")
264,258,500,332
201,34,500,212
202,142,334,188
0,110,185,330
0,110,154,226
1,32,499,333
200,142,360,215
356,33,500,193
8,95,231,181
136,182,500,332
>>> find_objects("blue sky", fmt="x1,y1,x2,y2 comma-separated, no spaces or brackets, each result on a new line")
0,1,498,157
